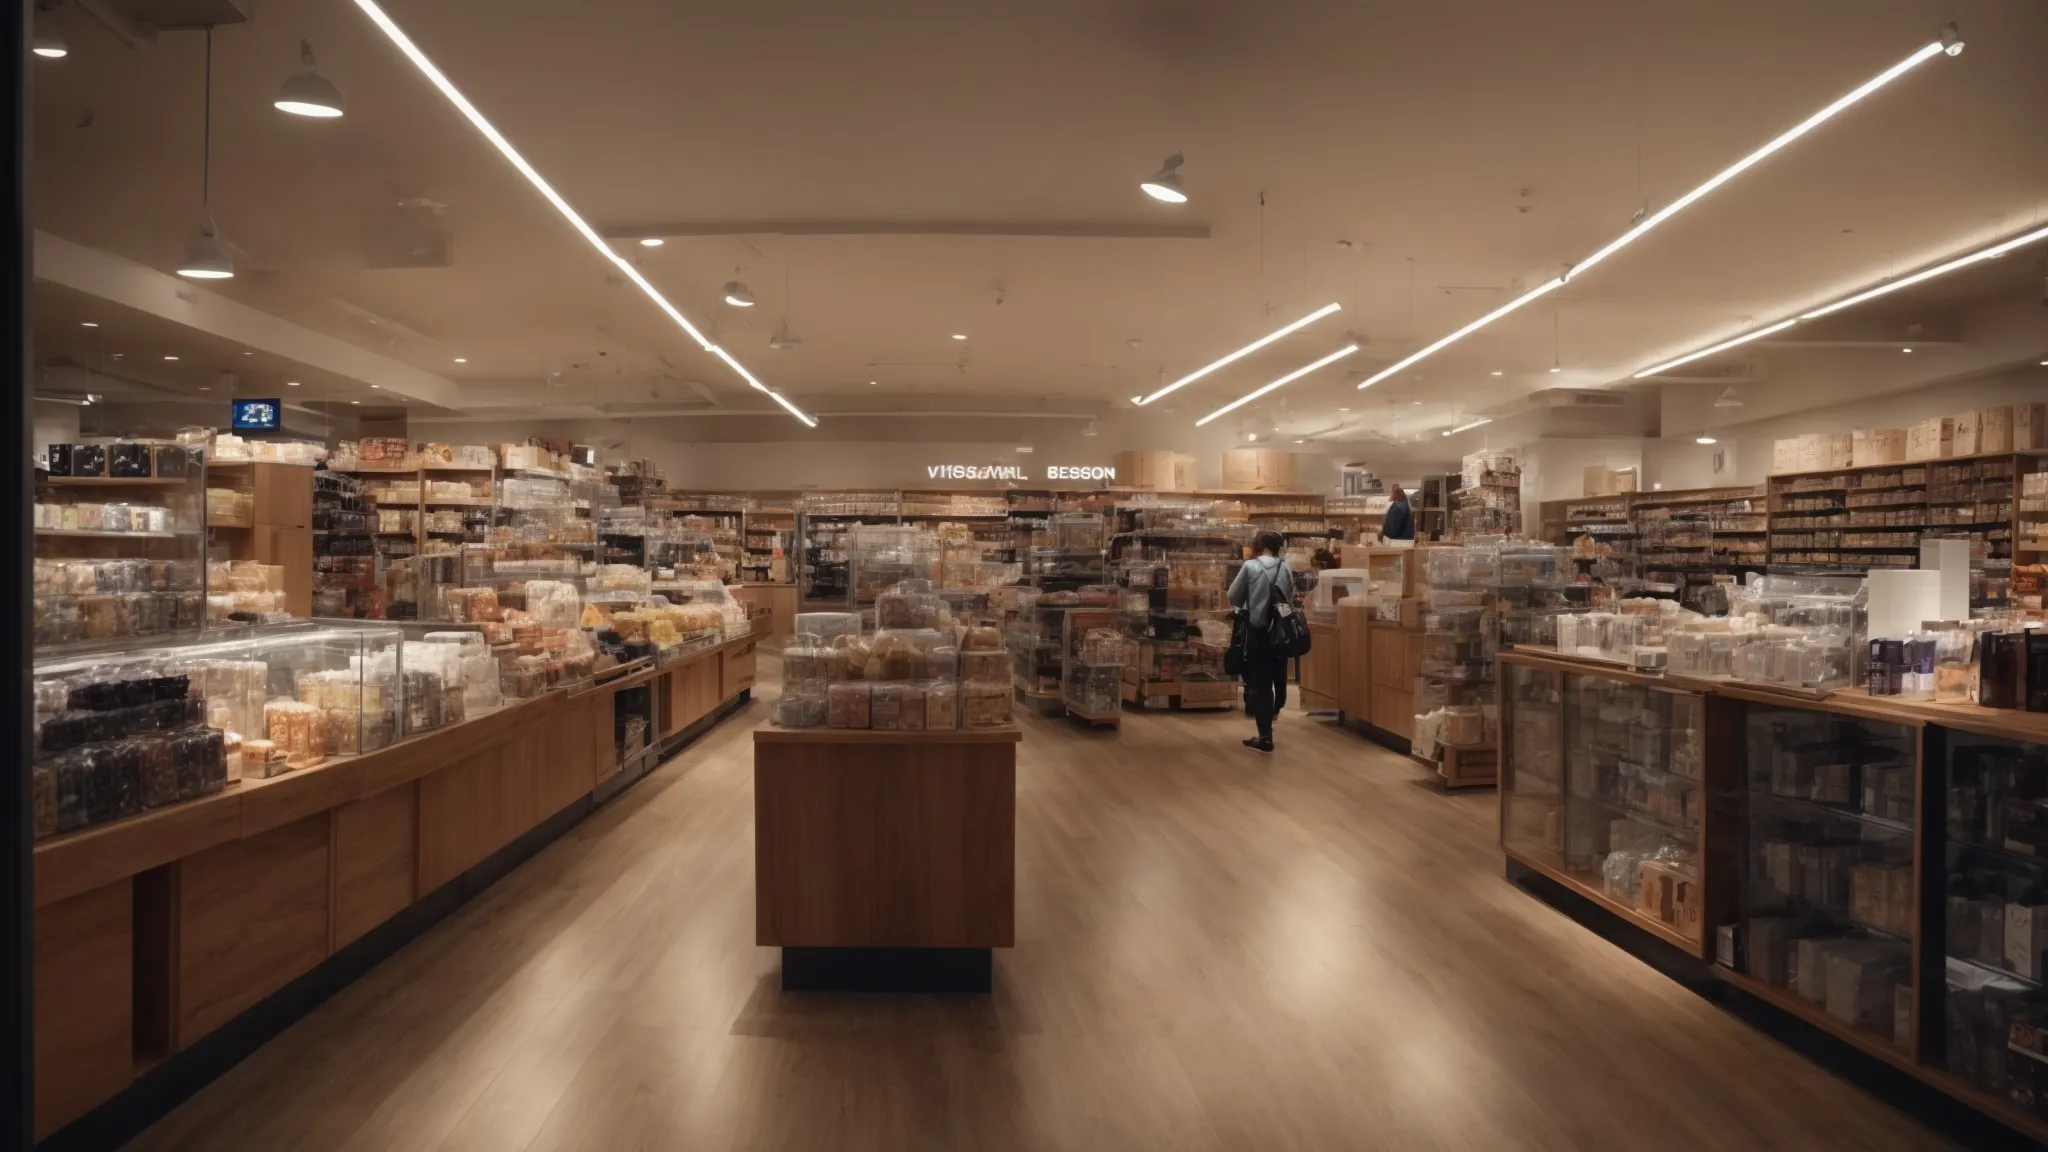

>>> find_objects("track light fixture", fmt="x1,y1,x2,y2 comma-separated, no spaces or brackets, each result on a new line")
32,1,66,58
1350,24,1962,392
1140,153,1188,204
350,0,814,426
275,39,346,117
177,28,234,281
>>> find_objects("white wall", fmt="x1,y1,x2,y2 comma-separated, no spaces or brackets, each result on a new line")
1643,366,2048,489
1511,437,1646,526
33,401,79,460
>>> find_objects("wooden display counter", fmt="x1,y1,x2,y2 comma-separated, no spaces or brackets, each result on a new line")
734,583,797,649
1297,620,1341,710
1332,597,1421,751
31,636,756,1144
754,726,1019,993
1497,646,2048,1146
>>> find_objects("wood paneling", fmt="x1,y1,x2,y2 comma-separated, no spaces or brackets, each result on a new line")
417,736,553,895
33,880,132,1140
721,637,757,699
332,784,417,950
178,814,331,1047
35,789,242,908
1297,622,1340,710
756,730,1017,948
250,462,312,527
254,525,313,618
1337,602,1372,719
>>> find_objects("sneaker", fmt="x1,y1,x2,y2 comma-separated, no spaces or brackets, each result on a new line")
1242,737,1273,753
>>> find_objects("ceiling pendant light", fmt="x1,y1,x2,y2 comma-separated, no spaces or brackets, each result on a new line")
275,39,346,117
349,0,815,428
1140,153,1188,204
32,1,66,58
721,275,755,307
768,323,803,351
1713,387,1745,409
1547,310,1563,373
177,28,234,281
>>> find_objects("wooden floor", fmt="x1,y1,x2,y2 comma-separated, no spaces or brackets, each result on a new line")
128,661,1951,1151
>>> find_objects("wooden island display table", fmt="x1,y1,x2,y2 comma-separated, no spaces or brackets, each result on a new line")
754,726,1020,993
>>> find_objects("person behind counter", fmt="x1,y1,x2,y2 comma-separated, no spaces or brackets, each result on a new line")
1382,485,1415,541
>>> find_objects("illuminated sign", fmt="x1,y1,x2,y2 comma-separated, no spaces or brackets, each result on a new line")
924,464,1116,482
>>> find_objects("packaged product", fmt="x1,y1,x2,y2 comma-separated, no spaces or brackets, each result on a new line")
827,681,872,729
924,679,958,730
963,681,1012,728
772,693,827,728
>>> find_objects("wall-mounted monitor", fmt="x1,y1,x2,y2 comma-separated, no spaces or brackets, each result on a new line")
230,398,281,432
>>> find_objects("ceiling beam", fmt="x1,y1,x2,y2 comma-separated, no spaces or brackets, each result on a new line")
606,220,1211,241
33,231,459,409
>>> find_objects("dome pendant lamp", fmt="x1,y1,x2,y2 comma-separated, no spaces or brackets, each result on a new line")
1140,152,1188,203
177,27,235,280
32,0,67,58
275,39,347,117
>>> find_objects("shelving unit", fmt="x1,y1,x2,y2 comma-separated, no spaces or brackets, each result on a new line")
32,442,209,650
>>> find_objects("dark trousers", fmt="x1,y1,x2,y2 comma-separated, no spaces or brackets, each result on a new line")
1242,627,1288,742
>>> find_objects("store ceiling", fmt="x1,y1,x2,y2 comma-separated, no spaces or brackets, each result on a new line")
28,0,2048,444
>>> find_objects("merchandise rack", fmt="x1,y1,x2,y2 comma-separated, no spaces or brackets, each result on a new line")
1499,646,2048,1145
34,443,210,651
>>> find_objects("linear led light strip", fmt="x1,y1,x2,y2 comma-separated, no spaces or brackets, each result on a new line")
1334,25,1962,398
351,0,816,427
1193,345,1358,426
1442,418,1492,437
1634,220,2048,378
1135,301,1341,406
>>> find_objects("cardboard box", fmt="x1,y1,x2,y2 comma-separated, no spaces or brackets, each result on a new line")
1220,448,1297,492
1981,405,2015,454
1907,416,1955,461
1852,428,1907,467
1796,433,1824,473
1113,450,1178,491
1955,409,1982,456
2016,403,2047,451
1773,438,1801,475
2008,902,2048,980
1821,432,1854,470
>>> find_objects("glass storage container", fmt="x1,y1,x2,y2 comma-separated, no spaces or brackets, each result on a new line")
1503,662,1565,866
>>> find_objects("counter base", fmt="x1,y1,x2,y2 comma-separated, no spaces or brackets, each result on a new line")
780,947,992,994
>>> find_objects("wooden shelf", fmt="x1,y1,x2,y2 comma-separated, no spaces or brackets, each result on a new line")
41,476,190,488
1503,846,1706,957
35,528,183,540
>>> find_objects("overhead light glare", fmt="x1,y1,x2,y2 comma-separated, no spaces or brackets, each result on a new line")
453,357,467,363
1357,281,1560,390
1800,222,2048,320
950,333,968,341
349,0,813,426
163,355,179,361
80,321,97,328
286,381,300,386
1195,345,1359,427
1901,346,1913,353
1696,436,1718,445
1140,153,1188,203
1489,370,1503,376
639,237,664,247
1442,419,1493,437
1634,318,1799,378
1566,34,1954,283
1143,302,1341,405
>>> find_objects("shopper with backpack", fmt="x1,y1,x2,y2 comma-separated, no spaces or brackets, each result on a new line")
1227,530,1301,753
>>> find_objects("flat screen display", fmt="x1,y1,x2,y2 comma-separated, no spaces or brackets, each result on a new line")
231,398,281,431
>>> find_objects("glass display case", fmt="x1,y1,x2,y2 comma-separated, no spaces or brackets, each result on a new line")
1739,704,1916,1049
1941,730,2048,1114
1061,607,1126,720
1414,544,1497,758
1502,661,1565,868
313,469,379,619
848,525,939,620
1566,674,1705,946
34,440,208,650
31,621,405,836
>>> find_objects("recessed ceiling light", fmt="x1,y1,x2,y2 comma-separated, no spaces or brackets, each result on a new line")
1336,407,1350,412
639,238,664,247
198,386,209,392
350,400,360,405
80,321,97,328
242,351,252,356
370,384,380,389
453,357,467,363
1696,435,1718,445
286,381,300,386
1489,370,1503,376
1412,400,1422,405
1901,346,1913,353
1293,438,1305,445
163,355,179,361
950,333,968,341
2039,360,2047,366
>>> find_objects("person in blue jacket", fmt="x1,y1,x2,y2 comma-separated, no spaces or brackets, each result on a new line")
1382,485,1415,541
